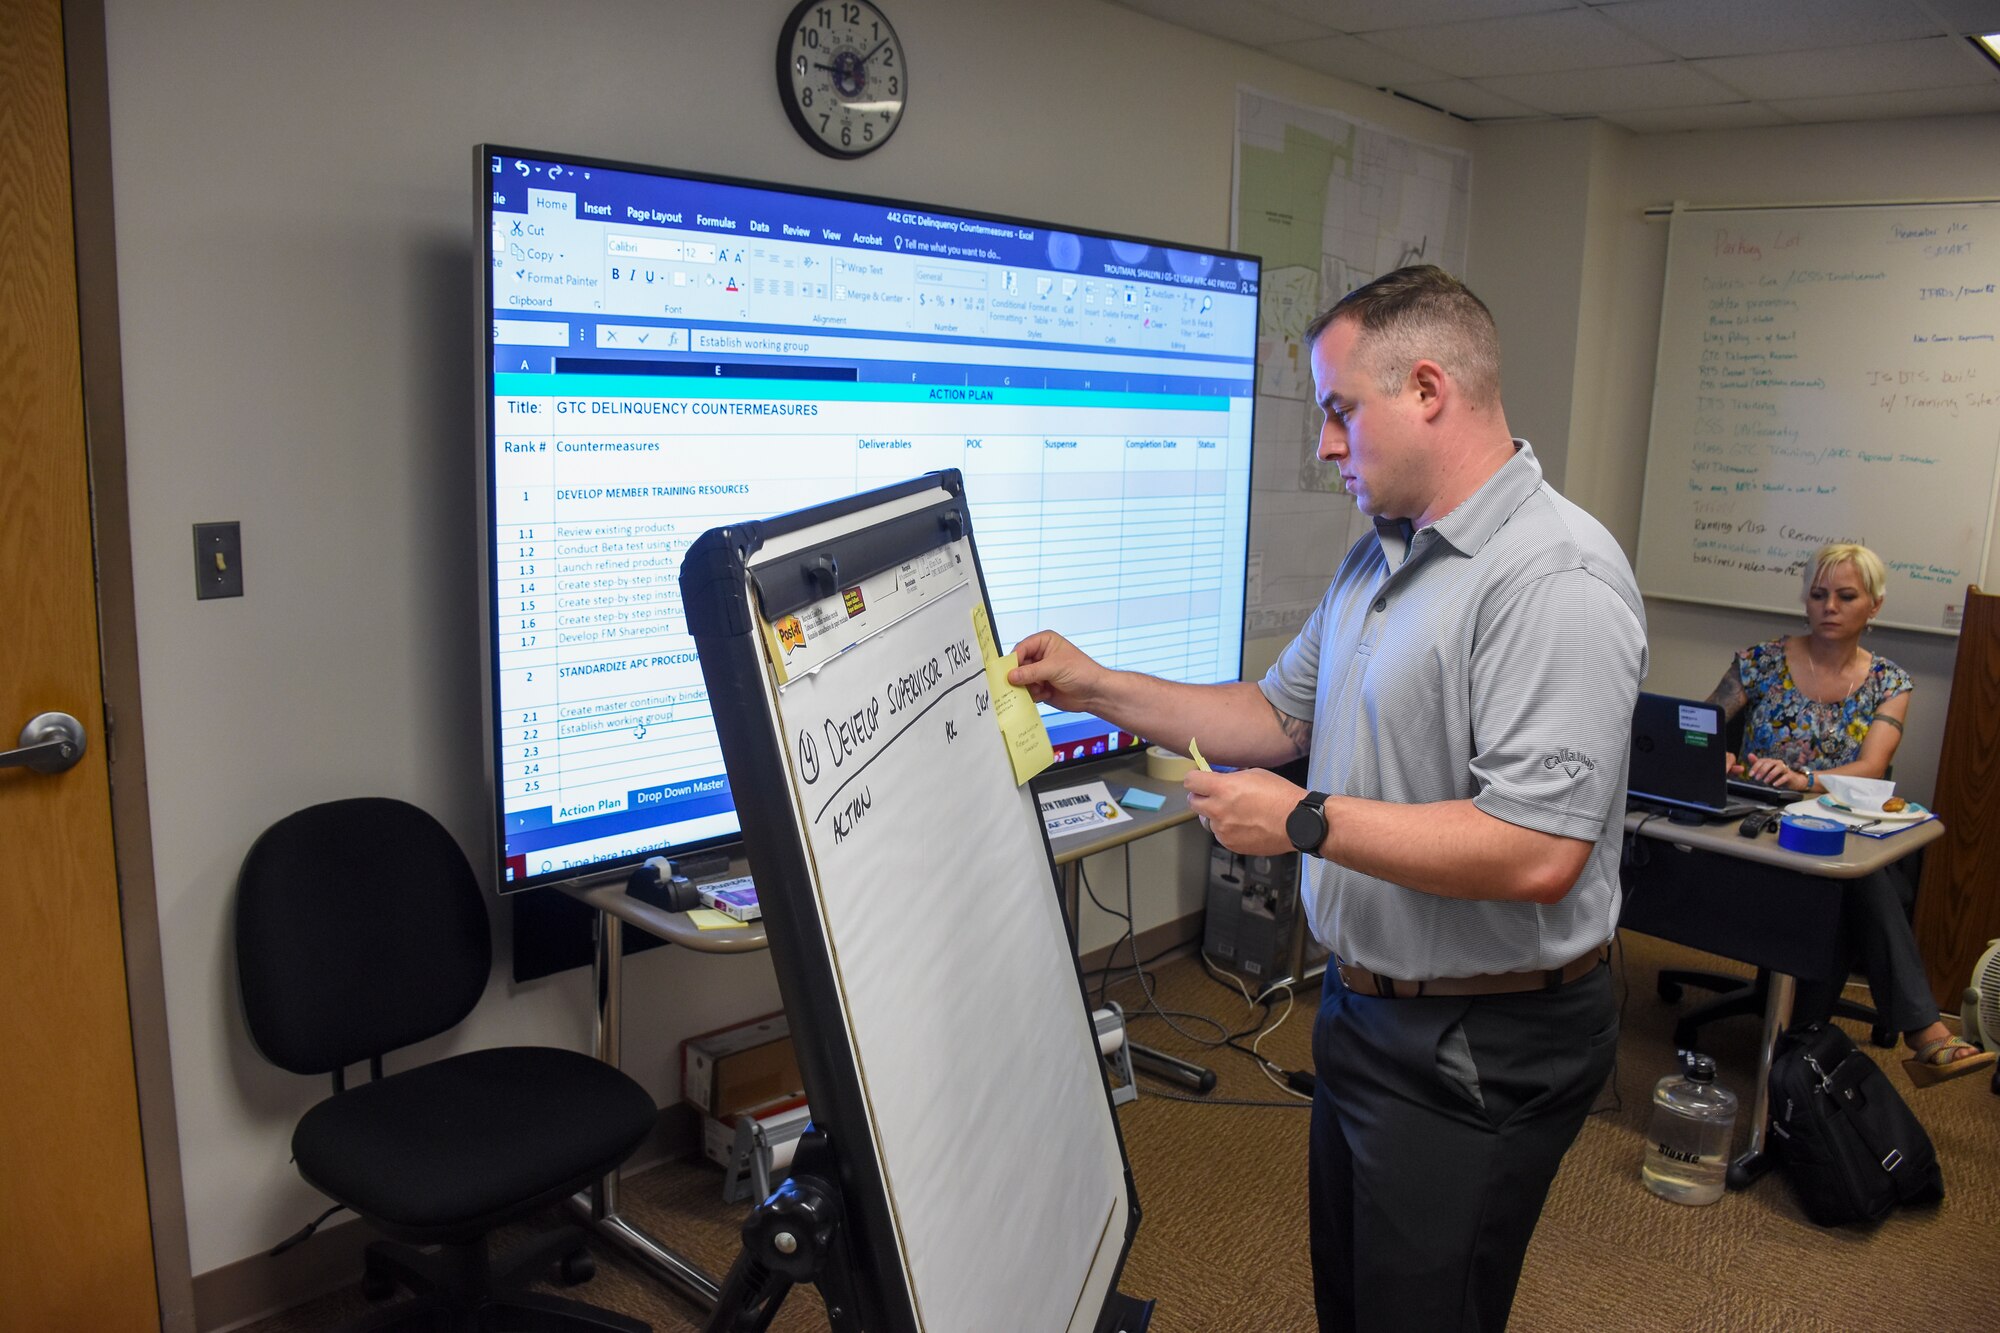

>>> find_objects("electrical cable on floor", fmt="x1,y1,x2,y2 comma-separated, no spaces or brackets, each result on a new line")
1079,849,1311,1108
1079,858,1136,1009
1199,953,1312,1101
1138,1087,1317,1109
1092,853,1238,1048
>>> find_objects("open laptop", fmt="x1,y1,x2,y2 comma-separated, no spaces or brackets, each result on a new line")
1627,692,1786,820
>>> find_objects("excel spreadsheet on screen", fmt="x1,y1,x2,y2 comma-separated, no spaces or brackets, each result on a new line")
478,146,1260,892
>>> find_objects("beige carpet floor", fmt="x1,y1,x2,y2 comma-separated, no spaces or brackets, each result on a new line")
245,929,2000,1331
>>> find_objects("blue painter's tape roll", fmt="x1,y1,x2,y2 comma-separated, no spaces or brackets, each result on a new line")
1778,813,1846,856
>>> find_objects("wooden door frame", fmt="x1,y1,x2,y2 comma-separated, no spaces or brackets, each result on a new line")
58,2,195,1326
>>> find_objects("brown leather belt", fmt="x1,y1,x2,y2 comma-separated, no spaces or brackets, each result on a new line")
1336,946,1608,999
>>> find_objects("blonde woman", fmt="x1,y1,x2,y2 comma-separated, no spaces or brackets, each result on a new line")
1709,544,1993,1086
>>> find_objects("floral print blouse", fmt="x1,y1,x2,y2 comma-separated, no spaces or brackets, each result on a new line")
1734,637,1912,772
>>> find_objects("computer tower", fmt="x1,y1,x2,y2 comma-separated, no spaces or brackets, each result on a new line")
1202,841,1327,988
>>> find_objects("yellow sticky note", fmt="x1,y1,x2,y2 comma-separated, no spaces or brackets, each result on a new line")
1188,737,1213,771
687,908,743,931
972,605,1056,784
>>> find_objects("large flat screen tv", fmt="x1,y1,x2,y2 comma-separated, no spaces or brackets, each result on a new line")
478,145,1259,894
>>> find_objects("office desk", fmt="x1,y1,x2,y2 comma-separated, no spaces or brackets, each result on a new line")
1618,805,1943,1188
559,873,768,1314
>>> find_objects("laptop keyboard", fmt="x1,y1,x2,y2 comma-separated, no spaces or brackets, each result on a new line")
1726,778,1797,806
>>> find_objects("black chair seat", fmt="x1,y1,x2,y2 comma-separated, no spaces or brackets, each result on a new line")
294,1046,657,1241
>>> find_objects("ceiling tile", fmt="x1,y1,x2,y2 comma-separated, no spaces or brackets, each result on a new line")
1395,79,1545,120
1695,36,1992,99
1479,61,1742,113
1597,0,1944,59
1364,8,1670,78
1278,32,1452,87
1110,0,1333,48
1259,0,1571,33
1769,83,2000,124
1598,101,1796,134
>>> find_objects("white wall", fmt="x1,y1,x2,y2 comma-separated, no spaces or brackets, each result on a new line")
1464,118,1602,491
100,0,1466,1278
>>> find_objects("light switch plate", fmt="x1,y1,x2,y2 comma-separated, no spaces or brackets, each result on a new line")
194,522,243,599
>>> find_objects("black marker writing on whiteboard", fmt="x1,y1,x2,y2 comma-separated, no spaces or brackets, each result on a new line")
831,788,872,844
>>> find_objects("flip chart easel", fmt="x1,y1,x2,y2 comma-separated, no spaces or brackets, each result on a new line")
679,471,1148,1333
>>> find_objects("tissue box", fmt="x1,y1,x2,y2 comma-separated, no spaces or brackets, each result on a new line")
1817,773,1895,811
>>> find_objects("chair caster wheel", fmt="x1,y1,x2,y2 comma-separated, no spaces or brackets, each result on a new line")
1657,979,1684,1004
1870,1026,1895,1048
361,1267,397,1302
560,1248,596,1285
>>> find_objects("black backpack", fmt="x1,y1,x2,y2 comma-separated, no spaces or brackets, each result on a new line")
1767,1022,1944,1226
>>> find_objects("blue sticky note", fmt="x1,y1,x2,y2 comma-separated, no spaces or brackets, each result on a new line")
1121,787,1167,811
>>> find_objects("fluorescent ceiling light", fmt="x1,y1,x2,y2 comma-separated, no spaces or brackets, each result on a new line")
1973,33,2000,73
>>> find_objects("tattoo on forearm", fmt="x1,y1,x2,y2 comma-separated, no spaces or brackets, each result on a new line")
1871,713,1903,734
1270,703,1312,758
1706,671,1748,721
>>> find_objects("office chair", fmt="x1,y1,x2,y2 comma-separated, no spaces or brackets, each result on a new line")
1656,966,1894,1049
235,797,658,1331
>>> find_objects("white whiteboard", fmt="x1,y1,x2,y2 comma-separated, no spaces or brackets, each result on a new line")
751,535,1127,1332
1636,201,2000,634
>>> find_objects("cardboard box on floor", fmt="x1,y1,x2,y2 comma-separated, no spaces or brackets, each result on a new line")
681,1011,803,1118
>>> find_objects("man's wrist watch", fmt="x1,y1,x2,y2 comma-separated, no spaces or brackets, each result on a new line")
1286,790,1330,855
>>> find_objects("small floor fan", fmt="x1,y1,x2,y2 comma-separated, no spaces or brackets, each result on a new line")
1962,939,2000,1094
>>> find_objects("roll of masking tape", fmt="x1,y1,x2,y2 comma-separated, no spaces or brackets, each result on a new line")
1777,813,1846,856
1091,1006,1127,1056
1145,744,1196,781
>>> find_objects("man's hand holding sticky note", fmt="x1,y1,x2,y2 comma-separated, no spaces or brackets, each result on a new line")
973,605,1056,784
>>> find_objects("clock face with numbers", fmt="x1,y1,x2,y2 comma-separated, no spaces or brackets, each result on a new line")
777,0,907,158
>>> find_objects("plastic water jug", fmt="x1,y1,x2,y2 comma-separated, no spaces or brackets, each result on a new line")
1641,1050,1737,1205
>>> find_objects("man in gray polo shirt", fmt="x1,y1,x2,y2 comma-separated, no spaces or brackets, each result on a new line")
1011,265,1646,1331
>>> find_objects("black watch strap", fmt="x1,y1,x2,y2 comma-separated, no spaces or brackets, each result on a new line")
1287,790,1330,855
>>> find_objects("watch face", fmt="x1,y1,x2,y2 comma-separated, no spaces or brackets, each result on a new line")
778,0,907,159
1287,797,1326,853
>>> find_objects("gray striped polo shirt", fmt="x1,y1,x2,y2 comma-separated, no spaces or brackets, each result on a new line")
1259,441,1647,980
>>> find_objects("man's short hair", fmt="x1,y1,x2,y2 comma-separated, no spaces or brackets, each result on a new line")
1304,265,1502,407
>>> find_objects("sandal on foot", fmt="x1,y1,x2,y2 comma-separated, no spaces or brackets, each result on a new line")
1902,1036,1998,1088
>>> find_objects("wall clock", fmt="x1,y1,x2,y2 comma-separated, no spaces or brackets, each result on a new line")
777,0,907,158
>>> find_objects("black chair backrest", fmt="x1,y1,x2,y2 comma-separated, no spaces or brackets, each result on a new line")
236,797,490,1076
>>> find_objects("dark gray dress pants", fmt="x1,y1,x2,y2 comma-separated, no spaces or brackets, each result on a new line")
1310,963,1617,1333
1791,865,1937,1035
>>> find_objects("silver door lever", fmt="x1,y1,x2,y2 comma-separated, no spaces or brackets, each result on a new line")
2,712,88,775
